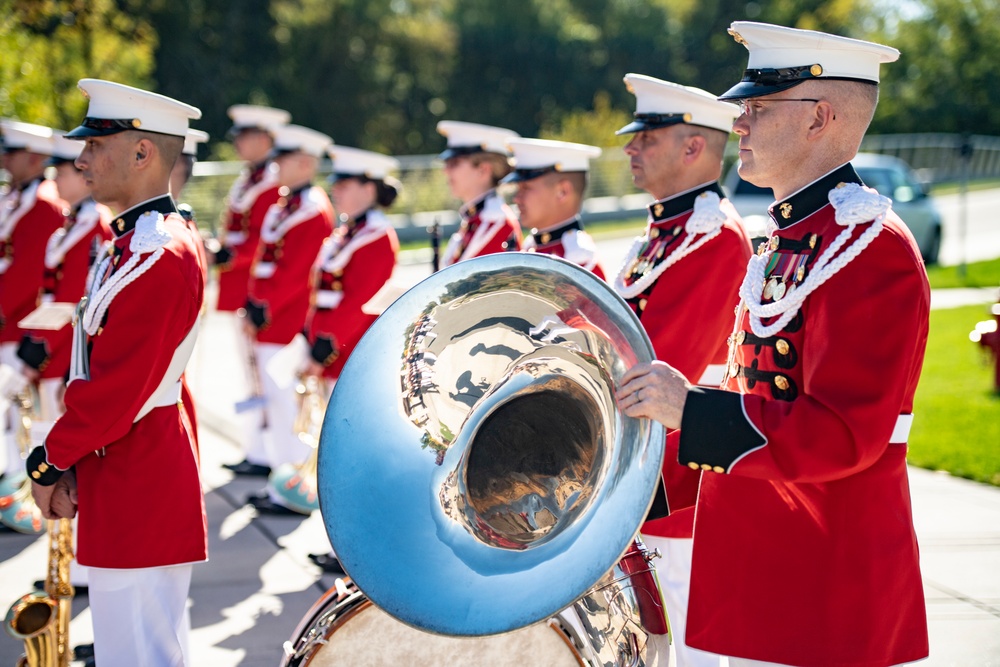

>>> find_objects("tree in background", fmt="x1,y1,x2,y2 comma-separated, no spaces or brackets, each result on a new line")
0,0,156,130
871,0,1000,135
4,0,997,155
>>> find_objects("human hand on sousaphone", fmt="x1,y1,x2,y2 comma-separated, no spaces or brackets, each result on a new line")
617,360,692,430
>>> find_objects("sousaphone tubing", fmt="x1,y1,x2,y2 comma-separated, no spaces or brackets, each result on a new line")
317,253,665,636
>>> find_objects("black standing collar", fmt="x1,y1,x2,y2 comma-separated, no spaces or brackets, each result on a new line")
769,163,862,229
648,182,725,223
110,195,177,237
531,217,582,246
459,189,494,220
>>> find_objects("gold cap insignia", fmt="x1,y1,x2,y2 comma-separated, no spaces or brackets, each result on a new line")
810,64,824,77
131,118,142,128
779,202,793,219
728,28,747,46
683,113,692,123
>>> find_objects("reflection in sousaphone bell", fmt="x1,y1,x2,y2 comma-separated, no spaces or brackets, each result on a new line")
317,253,665,638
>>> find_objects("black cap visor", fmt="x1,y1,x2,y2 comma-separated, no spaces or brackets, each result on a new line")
718,64,826,100
65,117,141,138
616,112,691,136
501,165,564,184
437,144,486,161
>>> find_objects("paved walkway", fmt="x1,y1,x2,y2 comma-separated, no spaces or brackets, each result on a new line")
1,282,998,666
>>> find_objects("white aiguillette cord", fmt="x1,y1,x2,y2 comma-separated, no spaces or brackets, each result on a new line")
738,183,891,338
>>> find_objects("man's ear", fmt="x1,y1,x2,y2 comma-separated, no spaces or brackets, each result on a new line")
684,135,706,164
807,101,836,138
133,137,155,168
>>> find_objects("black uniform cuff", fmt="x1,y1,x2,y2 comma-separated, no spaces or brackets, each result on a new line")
244,300,268,330
26,446,64,486
310,336,339,366
678,387,766,473
17,336,49,371
214,246,233,267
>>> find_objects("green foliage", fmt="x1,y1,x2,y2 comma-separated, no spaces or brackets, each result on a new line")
908,304,1000,486
4,0,998,153
870,0,1000,135
0,0,156,129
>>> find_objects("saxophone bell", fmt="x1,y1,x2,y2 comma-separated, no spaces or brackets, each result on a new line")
268,375,328,514
4,518,76,667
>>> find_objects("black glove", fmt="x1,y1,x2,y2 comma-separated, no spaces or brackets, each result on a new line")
244,300,268,330
310,335,338,366
214,246,234,267
17,336,49,371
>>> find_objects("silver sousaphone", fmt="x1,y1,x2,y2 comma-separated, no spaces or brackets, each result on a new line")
316,253,666,646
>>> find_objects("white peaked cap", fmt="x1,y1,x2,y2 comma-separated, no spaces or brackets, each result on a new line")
721,22,899,100
1,120,54,154
327,145,400,180
67,79,201,138
227,104,291,133
271,124,331,158
618,74,739,135
507,138,602,173
436,120,520,158
49,133,83,161
183,128,209,156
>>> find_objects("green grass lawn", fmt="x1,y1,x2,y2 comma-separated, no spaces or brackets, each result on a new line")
925,257,1000,288
908,303,1000,485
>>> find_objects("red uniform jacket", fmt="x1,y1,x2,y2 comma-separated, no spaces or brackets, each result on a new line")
440,189,521,267
217,162,282,312
305,208,398,378
523,217,605,279
615,183,752,539
0,178,65,343
20,198,112,379
247,184,333,345
43,196,207,569
677,164,929,666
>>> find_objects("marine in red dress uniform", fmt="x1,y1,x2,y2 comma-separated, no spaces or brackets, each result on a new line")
27,78,207,666
619,23,929,667
215,105,290,312
242,124,334,495
505,137,605,278
436,121,522,266
304,145,399,379
0,121,66,476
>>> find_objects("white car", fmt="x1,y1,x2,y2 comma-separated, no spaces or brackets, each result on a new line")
723,153,943,263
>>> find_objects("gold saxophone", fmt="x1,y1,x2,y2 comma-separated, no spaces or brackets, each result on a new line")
4,518,75,667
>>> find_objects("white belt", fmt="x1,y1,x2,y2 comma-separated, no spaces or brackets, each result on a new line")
889,414,914,444
226,231,248,245
134,316,200,422
253,262,276,279
696,364,726,387
315,289,344,310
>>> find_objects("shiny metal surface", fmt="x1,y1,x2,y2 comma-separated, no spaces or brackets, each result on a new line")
317,253,664,637
562,537,667,667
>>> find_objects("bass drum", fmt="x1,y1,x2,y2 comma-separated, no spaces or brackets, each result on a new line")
281,578,586,667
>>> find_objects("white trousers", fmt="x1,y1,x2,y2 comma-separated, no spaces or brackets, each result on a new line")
642,535,722,667
249,342,310,470
89,563,193,667
0,342,24,476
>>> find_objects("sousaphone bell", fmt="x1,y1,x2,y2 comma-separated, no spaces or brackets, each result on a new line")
317,253,665,638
